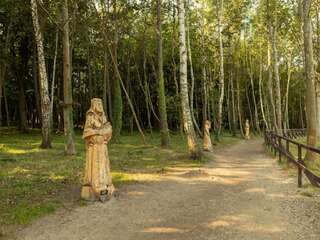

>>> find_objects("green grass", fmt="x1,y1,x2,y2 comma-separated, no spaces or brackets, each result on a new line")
0,127,240,229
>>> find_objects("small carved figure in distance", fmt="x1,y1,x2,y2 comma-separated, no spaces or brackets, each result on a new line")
203,120,213,152
244,119,250,140
81,98,114,202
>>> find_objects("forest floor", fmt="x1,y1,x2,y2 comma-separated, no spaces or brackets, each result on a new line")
10,138,320,240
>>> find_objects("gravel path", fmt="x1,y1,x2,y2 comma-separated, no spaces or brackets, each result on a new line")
15,139,320,240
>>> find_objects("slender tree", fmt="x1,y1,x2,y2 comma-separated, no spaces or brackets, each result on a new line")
30,0,52,148
301,0,317,161
216,0,225,139
178,0,201,159
62,0,76,155
156,0,170,147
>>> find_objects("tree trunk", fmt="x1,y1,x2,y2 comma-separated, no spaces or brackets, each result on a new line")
17,76,28,132
302,0,317,161
31,0,52,148
3,85,10,126
186,5,202,137
50,30,58,131
230,68,237,136
178,0,201,159
62,0,76,155
267,42,277,131
108,45,146,144
103,51,110,118
216,0,225,139
111,0,123,142
271,25,282,134
248,54,260,133
33,46,41,126
284,52,292,131
259,51,268,130
157,0,170,147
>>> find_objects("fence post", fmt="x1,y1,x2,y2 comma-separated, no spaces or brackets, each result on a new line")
298,145,302,188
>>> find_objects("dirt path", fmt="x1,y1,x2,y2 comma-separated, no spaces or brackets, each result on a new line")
15,139,320,240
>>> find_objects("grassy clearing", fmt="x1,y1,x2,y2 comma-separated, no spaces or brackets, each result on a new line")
0,127,240,229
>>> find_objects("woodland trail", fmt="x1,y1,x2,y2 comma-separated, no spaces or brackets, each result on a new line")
16,139,320,240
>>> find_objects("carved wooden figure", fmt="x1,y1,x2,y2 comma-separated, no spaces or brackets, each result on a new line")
81,98,114,202
244,119,250,140
203,120,213,152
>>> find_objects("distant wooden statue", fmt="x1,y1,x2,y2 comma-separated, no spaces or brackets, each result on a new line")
244,119,250,140
81,98,114,202
203,120,213,152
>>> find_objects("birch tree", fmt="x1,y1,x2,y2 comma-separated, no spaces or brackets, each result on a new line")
30,0,52,148
178,0,201,159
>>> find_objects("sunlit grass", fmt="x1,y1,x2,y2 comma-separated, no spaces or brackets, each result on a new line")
0,127,240,229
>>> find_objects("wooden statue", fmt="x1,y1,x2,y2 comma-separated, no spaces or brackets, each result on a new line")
203,120,213,152
81,98,114,202
244,119,250,140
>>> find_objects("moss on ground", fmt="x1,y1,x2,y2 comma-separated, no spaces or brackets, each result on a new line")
0,127,240,228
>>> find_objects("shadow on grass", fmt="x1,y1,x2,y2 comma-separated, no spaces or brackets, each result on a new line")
0,127,240,232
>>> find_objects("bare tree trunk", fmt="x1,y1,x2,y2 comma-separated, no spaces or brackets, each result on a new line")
316,6,320,137
248,54,260,133
50,30,58,131
62,0,76,155
108,45,146,144
17,76,28,132
186,5,202,137
267,42,277,131
0,21,11,126
216,0,225,139
103,51,110,117
230,69,237,136
3,85,9,126
301,0,317,161
157,0,170,147
31,0,52,148
245,84,254,131
111,0,123,142
284,52,292,131
271,25,282,133
259,51,268,130
32,48,41,126
300,95,305,129
0,66,3,125
178,0,201,159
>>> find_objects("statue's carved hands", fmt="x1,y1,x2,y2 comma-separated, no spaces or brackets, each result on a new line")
86,135,105,145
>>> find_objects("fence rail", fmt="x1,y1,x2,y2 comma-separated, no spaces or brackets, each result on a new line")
264,129,320,188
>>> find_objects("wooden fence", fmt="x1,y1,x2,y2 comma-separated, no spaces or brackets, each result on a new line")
264,129,320,188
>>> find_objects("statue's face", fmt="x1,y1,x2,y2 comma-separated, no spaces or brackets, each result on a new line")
91,99,104,114
95,102,103,113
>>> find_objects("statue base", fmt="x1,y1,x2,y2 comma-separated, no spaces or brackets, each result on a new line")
81,185,115,202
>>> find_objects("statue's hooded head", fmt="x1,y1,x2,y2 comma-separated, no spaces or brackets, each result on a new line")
90,98,104,114
205,120,211,130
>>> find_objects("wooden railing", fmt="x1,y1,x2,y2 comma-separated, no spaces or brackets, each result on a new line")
264,129,320,188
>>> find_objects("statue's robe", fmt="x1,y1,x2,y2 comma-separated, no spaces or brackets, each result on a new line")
244,121,250,140
203,121,213,152
82,110,113,199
